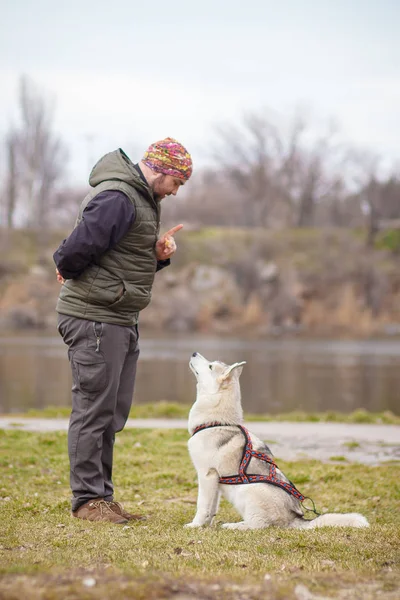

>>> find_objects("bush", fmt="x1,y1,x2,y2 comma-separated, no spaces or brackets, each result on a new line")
375,229,400,254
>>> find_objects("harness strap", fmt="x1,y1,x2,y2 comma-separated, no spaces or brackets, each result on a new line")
192,422,307,504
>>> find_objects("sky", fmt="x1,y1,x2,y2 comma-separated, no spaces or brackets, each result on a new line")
1,0,399,185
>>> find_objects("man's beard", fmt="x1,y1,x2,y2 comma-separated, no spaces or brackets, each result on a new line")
152,174,166,201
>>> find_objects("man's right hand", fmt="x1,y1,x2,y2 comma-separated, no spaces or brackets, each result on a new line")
155,224,183,260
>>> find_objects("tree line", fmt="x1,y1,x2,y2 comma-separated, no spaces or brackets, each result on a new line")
1,76,399,247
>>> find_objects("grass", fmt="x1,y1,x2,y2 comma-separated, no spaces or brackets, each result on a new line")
14,403,400,425
343,441,361,450
0,427,399,599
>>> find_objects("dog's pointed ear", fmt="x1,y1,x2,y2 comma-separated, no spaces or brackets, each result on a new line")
220,361,246,382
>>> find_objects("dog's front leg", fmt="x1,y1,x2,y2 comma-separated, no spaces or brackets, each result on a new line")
184,469,220,528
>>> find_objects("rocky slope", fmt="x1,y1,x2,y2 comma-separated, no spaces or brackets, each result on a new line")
1,227,399,336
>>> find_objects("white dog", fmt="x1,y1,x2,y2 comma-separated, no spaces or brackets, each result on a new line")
186,352,369,530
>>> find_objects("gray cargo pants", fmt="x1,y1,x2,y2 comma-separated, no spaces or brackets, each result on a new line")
57,314,139,512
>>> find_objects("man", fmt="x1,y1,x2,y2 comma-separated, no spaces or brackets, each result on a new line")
54,138,192,524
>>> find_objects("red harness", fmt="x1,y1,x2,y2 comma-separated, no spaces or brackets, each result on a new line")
192,422,307,503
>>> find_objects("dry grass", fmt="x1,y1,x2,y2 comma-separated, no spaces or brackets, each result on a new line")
0,427,399,599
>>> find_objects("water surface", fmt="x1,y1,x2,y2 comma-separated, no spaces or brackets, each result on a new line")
0,333,399,415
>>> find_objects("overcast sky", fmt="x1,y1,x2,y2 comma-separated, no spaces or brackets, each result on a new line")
1,0,399,185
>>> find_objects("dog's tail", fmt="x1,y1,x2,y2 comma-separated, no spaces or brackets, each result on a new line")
297,512,369,529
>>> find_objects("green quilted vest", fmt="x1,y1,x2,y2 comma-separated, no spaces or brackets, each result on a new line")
56,149,160,326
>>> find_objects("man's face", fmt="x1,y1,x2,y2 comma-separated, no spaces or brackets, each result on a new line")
152,174,185,201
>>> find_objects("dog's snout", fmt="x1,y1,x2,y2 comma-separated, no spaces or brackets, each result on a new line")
192,352,198,357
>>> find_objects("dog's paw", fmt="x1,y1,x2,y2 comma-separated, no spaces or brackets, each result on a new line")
221,522,248,530
184,522,203,528
221,523,236,529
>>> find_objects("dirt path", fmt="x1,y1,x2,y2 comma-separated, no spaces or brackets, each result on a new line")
1,418,399,465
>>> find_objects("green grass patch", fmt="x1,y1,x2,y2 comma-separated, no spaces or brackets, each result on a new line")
22,401,190,420
343,441,361,450
0,428,399,598
375,229,400,254
14,403,400,425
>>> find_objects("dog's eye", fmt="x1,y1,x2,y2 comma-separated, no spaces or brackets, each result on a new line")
209,365,213,370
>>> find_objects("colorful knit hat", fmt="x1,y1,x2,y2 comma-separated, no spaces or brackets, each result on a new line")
142,137,193,181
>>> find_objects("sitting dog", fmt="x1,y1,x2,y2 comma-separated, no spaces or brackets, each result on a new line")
186,352,369,530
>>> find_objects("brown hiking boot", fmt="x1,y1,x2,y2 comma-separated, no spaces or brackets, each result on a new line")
72,499,128,524
107,501,146,521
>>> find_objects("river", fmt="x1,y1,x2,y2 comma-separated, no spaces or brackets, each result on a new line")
0,333,399,415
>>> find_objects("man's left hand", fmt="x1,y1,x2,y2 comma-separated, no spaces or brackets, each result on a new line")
56,268,65,284
156,224,183,260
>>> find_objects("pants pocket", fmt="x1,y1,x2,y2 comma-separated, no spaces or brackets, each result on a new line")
57,314,69,338
71,350,108,395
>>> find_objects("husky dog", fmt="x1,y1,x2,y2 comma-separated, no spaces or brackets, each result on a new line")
186,352,369,530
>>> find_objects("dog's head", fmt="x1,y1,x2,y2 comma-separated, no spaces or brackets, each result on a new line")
189,352,246,396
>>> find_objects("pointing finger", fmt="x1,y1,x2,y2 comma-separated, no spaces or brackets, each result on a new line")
164,224,184,238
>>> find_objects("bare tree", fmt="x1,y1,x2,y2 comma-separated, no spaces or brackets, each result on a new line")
0,77,66,232
348,151,383,246
151,109,400,234
273,113,306,223
212,112,277,227
212,110,347,229
163,110,399,232
16,76,67,231
4,131,19,228
364,176,382,247
368,176,400,223
316,177,364,228
296,142,328,228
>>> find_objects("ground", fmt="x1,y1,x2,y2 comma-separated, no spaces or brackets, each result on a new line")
0,422,399,599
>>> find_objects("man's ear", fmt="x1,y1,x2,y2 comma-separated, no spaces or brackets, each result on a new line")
220,361,246,382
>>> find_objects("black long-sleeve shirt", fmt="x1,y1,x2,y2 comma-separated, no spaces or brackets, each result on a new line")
53,190,169,279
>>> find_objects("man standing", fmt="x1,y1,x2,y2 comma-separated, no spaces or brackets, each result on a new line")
54,138,192,524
